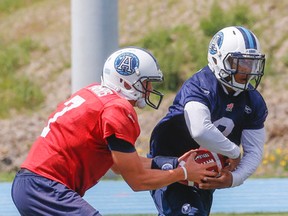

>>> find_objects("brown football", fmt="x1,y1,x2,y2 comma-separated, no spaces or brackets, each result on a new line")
178,149,227,187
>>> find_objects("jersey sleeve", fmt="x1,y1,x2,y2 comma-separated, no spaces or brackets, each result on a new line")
168,67,218,115
101,101,140,146
107,134,136,153
176,71,218,110
182,81,211,107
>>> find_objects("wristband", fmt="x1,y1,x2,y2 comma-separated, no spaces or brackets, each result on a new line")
180,166,188,180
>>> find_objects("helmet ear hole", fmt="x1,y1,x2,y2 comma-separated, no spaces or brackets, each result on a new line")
212,57,217,64
124,81,132,90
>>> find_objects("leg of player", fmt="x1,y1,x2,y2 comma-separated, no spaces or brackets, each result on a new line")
151,183,213,216
11,169,102,216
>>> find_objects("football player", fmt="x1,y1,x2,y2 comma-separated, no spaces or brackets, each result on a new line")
11,47,218,216
149,26,268,216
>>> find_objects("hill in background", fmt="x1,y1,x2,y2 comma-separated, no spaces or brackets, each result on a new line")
0,0,287,177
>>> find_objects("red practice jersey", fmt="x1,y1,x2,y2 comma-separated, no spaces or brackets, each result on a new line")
22,83,140,196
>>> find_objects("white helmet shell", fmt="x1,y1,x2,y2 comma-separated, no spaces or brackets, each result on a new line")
102,47,164,109
208,26,265,92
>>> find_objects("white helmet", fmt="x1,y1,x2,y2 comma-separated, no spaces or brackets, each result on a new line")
208,26,265,93
102,47,164,109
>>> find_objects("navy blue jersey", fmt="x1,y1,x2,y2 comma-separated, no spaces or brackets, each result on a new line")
149,66,268,158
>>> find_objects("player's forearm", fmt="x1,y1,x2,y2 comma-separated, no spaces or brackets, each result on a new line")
231,128,265,187
129,167,185,191
139,156,152,169
111,163,124,175
193,126,240,159
184,101,240,159
231,154,261,187
127,156,183,191
112,151,186,191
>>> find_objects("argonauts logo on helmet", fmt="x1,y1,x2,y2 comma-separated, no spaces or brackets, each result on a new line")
114,52,139,76
209,32,224,55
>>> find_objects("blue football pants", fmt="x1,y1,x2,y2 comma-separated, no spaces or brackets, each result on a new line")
11,169,102,216
150,182,214,216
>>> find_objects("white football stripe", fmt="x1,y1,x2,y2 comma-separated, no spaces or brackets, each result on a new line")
211,152,222,170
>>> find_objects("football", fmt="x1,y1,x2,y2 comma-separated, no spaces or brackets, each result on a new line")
178,149,227,187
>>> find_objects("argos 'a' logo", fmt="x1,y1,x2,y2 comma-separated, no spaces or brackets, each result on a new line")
114,52,139,76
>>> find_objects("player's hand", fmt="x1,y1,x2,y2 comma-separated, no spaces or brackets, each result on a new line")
224,153,241,171
184,153,219,184
178,149,198,162
198,169,233,189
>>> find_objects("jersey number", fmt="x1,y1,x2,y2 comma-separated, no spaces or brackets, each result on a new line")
40,95,85,137
213,117,235,136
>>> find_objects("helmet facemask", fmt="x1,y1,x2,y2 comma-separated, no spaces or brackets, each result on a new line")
132,76,164,109
220,53,265,91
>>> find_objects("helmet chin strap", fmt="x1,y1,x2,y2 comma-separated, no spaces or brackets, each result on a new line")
136,98,146,109
221,83,243,96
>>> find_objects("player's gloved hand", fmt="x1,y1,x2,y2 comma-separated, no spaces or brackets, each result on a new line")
198,169,233,189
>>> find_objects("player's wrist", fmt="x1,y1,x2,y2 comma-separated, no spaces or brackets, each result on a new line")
180,166,188,180
231,145,241,159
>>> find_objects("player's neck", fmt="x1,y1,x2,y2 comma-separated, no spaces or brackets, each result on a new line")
222,84,242,97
